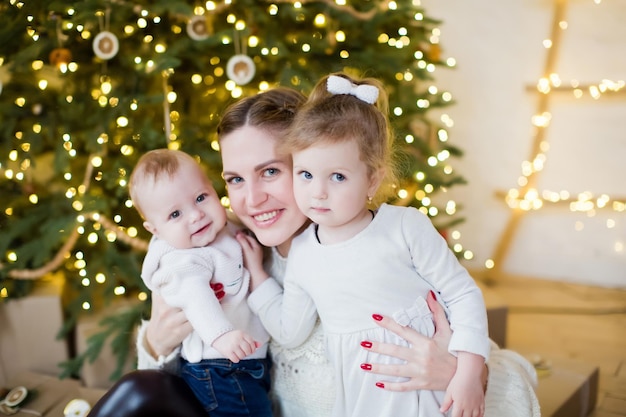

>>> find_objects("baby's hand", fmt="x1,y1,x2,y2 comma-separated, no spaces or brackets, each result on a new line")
235,231,269,290
212,330,259,363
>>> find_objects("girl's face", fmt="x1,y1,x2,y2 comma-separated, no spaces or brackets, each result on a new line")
220,125,308,255
292,139,381,243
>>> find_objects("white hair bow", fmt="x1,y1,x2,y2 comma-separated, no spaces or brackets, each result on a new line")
326,75,379,104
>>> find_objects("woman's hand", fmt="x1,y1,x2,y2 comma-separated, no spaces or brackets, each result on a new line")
145,294,193,359
360,291,457,392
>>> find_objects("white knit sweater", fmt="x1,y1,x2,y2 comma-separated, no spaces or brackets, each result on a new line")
140,226,268,363
137,245,541,417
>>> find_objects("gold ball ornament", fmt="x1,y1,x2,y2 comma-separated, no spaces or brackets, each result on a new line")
93,31,119,60
49,48,72,67
226,54,256,85
428,44,441,62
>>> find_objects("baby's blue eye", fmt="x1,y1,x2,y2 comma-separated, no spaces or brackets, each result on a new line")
299,171,313,180
170,210,181,219
196,193,206,203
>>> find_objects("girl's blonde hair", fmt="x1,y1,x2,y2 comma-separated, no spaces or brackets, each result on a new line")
280,72,398,207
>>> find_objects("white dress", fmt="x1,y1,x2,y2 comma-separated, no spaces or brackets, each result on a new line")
248,204,490,417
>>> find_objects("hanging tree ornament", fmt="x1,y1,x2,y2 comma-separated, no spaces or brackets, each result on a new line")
49,12,72,68
93,8,119,60
49,47,73,67
226,55,255,85
93,31,119,60
187,14,211,41
226,29,255,85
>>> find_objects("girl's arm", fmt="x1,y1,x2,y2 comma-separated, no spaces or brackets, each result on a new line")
247,254,318,348
403,208,490,360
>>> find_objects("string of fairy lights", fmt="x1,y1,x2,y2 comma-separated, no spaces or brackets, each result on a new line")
487,0,625,278
1,0,466,305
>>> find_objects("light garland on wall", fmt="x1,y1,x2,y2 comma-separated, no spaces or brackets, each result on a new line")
487,0,625,279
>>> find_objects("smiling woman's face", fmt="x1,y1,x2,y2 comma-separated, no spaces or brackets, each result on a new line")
220,125,308,255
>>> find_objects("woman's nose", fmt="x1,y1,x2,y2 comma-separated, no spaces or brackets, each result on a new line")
247,183,268,206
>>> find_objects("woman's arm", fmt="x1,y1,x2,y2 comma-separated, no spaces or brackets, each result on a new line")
247,275,318,349
362,292,540,417
136,295,192,371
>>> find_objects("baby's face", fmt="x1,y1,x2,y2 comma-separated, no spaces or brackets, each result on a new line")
141,161,227,249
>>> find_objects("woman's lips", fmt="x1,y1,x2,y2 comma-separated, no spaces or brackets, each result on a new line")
252,210,280,223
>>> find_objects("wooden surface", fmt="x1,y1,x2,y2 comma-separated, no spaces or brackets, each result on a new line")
480,274,626,417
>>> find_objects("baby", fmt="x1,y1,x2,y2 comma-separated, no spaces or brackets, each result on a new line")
129,148,272,417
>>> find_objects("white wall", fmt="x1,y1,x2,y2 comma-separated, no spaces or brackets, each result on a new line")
424,0,626,288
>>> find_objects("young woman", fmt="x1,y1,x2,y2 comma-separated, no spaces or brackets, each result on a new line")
88,87,540,417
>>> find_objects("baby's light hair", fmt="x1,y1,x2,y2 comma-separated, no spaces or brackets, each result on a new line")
129,149,200,219
281,72,399,206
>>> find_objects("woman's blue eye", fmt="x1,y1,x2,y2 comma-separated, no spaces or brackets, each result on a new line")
226,176,243,185
263,168,279,177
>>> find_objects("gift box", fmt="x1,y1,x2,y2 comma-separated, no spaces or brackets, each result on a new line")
481,283,508,348
534,356,599,417
0,276,68,387
75,299,139,389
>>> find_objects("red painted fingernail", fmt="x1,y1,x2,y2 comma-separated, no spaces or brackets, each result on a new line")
216,291,225,300
360,341,372,348
429,290,436,299
375,382,385,389
360,363,372,371
372,314,383,321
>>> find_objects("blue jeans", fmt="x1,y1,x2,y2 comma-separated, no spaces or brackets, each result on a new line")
180,358,272,417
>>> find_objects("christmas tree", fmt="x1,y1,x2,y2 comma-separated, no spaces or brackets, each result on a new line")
0,0,465,380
